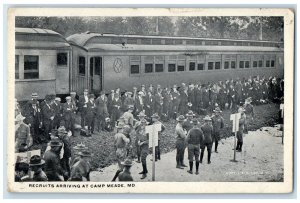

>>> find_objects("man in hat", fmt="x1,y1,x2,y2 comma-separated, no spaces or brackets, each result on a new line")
15,161,30,182
29,155,48,181
179,86,189,115
43,140,64,181
15,114,32,152
211,107,224,153
118,158,134,181
107,89,115,116
95,90,109,131
175,115,187,169
144,91,154,118
122,105,135,128
136,118,149,179
112,123,130,181
186,118,204,175
41,95,55,141
69,151,92,181
134,111,147,163
52,97,63,129
183,110,195,133
236,107,246,152
57,127,72,180
162,87,173,120
25,93,40,113
70,91,79,112
200,116,213,164
85,94,96,134
71,143,88,166
123,91,135,112
171,84,181,119
23,100,42,144
78,89,89,128
110,91,122,126
244,97,254,134
63,96,76,135
150,113,165,161
154,88,164,117
135,91,145,116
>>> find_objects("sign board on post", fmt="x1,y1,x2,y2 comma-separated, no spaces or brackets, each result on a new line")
145,123,161,181
230,113,241,162
15,149,41,163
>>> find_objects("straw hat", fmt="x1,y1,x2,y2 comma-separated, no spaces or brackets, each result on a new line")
213,107,222,113
186,110,194,117
15,114,26,122
204,115,212,121
176,115,185,122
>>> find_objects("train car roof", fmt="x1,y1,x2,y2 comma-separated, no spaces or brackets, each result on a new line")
66,32,283,47
85,44,283,52
15,27,70,49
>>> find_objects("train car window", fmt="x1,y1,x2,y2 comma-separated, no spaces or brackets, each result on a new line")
15,55,19,79
155,64,164,72
168,64,176,72
239,61,244,69
266,60,270,67
206,41,219,46
271,60,275,67
224,61,230,69
175,39,183,45
245,61,250,68
231,61,236,69
208,62,214,70
145,64,153,73
141,38,151,45
165,39,174,45
57,53,68,66
177,60,185,71
152,39,162,45
259,60,263,67
236,42,243,46
112,37,124,44
189,62,196,71
197,63,204,70
195,40,203,45
95,57,102,75
127,38,138,44
215,62,221,69
186,40,195,45
78,56,86,75
130,65,140,74
253,61,258,68
24,55,39,79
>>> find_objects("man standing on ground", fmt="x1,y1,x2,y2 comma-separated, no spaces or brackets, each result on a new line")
211,107,224,153
175,115,187,169
200,116,213,164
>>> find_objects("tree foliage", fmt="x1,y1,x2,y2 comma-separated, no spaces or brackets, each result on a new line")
15,16,283,41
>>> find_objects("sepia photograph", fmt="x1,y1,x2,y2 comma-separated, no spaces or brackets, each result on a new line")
7,8,294,193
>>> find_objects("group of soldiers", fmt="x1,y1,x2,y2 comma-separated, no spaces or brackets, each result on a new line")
14,75,284,182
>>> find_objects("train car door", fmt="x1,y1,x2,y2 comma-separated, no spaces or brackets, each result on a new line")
89,57,103,94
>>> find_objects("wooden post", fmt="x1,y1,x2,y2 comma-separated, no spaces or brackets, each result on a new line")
230,113,240,162
152,125,155,181
280,103,284,145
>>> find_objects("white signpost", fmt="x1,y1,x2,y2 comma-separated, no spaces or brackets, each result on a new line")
280,103,284,144
145,123,161,181
230,113,241,162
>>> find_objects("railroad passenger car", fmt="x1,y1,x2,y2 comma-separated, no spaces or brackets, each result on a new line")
15,28,71,101
67,32,284,94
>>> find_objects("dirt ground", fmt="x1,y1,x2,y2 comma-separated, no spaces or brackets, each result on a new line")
90,125,283,182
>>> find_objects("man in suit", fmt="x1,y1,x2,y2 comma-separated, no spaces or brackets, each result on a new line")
69,151,92,181
95,90,109,132
200,116,213,164
107,89,115,116
78,89,89,128
15,114,32,152
144,91,154,118
211,107,224,153
86,94,96,134
52,97,63,129
175,115,187,169
41,95,55,141
154,89,163,117
171,84,180,119
179,86,189,115
135,91,144,117
63,96,76,135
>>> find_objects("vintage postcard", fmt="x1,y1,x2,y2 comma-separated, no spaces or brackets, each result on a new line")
7,7,294,193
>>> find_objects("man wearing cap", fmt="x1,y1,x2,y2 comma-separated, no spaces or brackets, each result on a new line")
85,94,96,134
107,89,115,116
25,93,40,113
200,116,213,164
211,107,224,153
71,143,88,166
70,91,78,112
52,97,63,129
123,91,135,112
23,100,42,144
175,115,187,169
135,91,144,117
41,95,55,141
43,140,64,181
118,158,134,181
57,127,72,180
69,151,92,181
136,119,149,179
63,96,76,135
244,98,254,134
144,91,154,118
78,89,89,128
236,107,246,152
111,92,122,126
29,155,48,181
162,87,173,120
122,105,135,128
112,123,130,181
15,114,32,152
154,88,164,117
186,118,204,175
134,111,147,163
171,85,181,119
150,113,165,161
179,86,189,115
95,90,109,132
183,110,195,133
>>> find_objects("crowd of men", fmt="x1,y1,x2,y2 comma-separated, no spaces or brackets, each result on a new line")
14,75,284,182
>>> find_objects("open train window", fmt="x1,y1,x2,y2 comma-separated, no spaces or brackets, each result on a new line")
15,55,19,79
215,62,221,69
145,64,153,73
245,61,250,68
94,57,102,75
271,60,275,67
253,61,258,68
208,62,214,70
224,61,229,69
231,61,236,69
155,64,164,72
131,65,140,74
259,60,263,67
239,61,244,69
266,60,270,67
189,62,196,71
57,53,68,66
197,63,204,70
168,64,176,72
78,56,86,75
24,55,39,79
